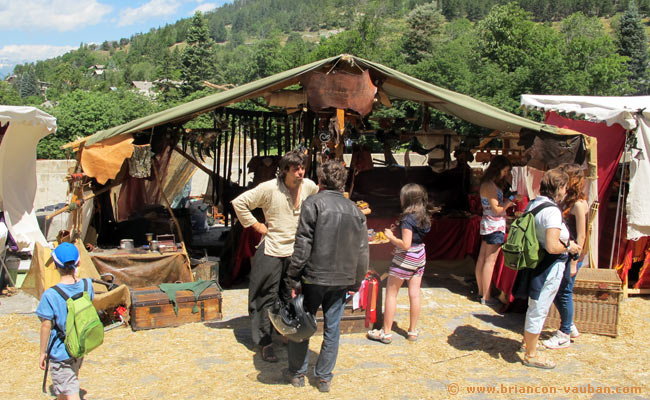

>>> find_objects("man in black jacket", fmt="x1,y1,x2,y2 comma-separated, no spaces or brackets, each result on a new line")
282,160,369,393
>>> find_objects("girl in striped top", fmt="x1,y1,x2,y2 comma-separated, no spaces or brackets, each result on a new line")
368,183,431,344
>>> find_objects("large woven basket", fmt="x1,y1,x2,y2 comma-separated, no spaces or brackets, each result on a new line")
544,268,622,337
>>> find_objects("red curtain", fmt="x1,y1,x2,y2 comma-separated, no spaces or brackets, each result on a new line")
544,111,626,268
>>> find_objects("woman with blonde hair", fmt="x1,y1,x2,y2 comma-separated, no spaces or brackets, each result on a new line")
542,164,588,349
475,155,515,306
521,167,581,369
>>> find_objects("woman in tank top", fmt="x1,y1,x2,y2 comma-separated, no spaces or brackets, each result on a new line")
475,155,516,306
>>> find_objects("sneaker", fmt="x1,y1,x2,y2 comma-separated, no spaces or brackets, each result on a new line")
481,297,500,306
542,330,570,349
317,379,331,393
282,369,305,387
570,324,580,339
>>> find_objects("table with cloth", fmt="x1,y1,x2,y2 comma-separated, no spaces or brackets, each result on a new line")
89,247,193,288
366,215,482,261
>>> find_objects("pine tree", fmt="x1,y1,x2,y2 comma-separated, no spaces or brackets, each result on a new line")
19,67,40,99
402,3,446,64
181,12,215,94
617,1,648,93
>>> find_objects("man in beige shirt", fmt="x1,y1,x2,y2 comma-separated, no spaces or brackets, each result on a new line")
231,150,319,362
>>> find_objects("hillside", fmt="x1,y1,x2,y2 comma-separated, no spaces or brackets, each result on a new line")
1,0,648,159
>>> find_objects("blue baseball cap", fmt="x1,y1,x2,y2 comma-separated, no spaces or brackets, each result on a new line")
51,242,80,269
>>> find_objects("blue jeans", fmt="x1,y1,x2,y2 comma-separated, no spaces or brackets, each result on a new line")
554,261,582,334
287,284,346,382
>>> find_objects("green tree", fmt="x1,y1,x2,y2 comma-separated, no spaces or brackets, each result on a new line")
402,3,446,64
476,3,537,73
209,19,228,42
617,1,648,93
181,12,216,94
19,67,40,99
561,13,631,95
40,89,157,159
0,81,23,105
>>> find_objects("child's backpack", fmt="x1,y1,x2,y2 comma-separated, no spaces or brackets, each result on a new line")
51,279,104,358
502,203,557,270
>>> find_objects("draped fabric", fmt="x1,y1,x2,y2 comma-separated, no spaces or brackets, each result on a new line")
117,146,173,221
545,111,626,267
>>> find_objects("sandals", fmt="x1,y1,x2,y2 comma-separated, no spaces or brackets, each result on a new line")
523,353,556,369
261,344,278,363
518,340,546,353
407,330,419,342
367,328,392,344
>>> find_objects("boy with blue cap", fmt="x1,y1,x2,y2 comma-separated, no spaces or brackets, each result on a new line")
36,243,94,400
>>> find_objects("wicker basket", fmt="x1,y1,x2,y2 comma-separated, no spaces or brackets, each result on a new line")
544,268,622,337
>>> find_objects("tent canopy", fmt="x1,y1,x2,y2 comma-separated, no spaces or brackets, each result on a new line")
70,54,570,148
0,106,56,250
521,94,650,131
521,94,650,241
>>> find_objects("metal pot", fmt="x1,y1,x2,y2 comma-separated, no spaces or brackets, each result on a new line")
120,239,134,249
150,240,160,251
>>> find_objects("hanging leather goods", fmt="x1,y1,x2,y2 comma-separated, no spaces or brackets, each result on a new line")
242,117,248,187
128,144,153,178
229,115,236,181
276,117,282,155
284,116,291,153
301,69,377,116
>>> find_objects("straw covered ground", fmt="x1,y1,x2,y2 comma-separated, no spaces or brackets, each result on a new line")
1,264,650,400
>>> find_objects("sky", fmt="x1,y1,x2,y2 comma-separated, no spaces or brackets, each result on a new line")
0,0,231,77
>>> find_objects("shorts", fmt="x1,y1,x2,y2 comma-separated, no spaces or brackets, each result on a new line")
524,260,564,334
388,244,426,280
50,357,83,396
481,231,505,245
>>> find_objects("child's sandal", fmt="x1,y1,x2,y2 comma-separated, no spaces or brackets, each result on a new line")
407,330,419,342
522,353,556,369
367,328,392,344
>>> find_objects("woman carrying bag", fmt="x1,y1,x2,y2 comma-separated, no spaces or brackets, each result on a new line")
520,167,581,369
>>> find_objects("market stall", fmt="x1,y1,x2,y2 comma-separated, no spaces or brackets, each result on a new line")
0,106,56,291
59,55,595,291
521,95,650,295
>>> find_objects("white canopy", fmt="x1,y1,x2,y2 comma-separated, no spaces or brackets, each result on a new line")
521,95,650,241
0,106,56,251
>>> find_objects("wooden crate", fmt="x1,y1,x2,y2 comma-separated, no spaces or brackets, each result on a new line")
130,283,222,331
544,268,622,337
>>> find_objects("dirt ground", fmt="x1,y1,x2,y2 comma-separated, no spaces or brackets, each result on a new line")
1,260,649,400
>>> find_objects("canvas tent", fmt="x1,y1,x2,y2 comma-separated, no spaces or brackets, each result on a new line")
0,106,55,252
61,55,597,266
66,54,589,150
521,95,650,244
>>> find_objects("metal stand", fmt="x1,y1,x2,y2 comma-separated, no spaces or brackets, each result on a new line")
0,252,16,288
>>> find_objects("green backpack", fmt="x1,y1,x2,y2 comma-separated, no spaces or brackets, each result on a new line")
502,203,557,271
52,279,104,358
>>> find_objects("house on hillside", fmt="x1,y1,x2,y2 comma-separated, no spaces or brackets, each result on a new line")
88,65,105,77
153,78,183,92
131,81,154,97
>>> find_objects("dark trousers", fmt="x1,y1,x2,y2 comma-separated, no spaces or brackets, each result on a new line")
248,241,289,347
287,284,346,382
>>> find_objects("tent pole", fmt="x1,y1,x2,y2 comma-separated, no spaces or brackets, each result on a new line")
610,132,630,268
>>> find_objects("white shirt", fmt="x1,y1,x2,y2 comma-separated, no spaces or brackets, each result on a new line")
231,177,319,257
527,196,569,251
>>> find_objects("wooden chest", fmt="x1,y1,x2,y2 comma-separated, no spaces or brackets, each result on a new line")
544,268,622,337
130,283,223,331
315,286,383,335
